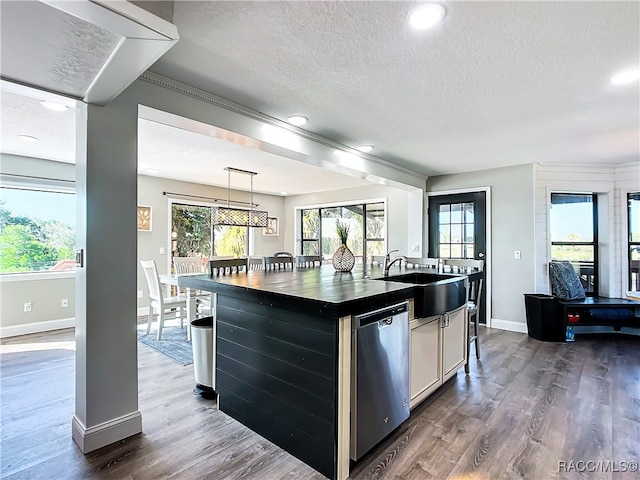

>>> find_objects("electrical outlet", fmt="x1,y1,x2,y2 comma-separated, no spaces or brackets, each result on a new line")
138,290,144,299
24,302,32,312
61,298,69,308
159,247,165,255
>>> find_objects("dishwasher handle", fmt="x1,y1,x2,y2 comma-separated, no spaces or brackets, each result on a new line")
355,302,408,328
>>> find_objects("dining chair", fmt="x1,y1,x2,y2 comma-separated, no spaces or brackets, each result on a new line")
247,257,264,270
273,251,293,257
405,257,439,269
172,256,206,274
140,259,187,341
295,255,322,267
443,258,484,373
209,258,248,275
173,256,210,315
263,255,294,270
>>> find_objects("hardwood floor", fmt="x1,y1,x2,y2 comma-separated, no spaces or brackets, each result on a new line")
1,327,639,479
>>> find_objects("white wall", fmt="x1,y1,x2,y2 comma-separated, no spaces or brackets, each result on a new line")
427,164,536,329
614,162,640,293
282,183,424,257
136,174,285,310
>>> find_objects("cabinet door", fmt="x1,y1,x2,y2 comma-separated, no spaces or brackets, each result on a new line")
410,316,442,408
442,306,467,381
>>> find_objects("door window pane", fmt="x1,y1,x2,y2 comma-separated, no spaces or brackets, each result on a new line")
465,224,475,243
439,205,450,224
464,203,474,222
450,224,462,243
439,224,450,243
450,244,462,258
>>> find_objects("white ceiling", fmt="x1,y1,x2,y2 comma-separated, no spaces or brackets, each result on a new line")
149,1,640,175
1,1,638,192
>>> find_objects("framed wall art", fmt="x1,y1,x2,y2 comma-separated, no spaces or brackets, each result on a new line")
263,216,279,236
137,205,152,231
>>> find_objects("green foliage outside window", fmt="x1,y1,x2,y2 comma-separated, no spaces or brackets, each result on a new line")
0,199,75,273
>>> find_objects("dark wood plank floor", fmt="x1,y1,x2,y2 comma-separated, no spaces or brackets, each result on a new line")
1,327,639,479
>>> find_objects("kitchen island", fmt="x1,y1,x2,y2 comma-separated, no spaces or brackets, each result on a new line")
179,264,468,479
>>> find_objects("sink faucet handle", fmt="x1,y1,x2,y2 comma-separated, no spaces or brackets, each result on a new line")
385,249,399,259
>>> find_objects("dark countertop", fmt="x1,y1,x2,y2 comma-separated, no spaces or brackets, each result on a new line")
179,264,477,319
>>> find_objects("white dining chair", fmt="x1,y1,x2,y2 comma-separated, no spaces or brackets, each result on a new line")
140,259,187,341
173,256,206,274
443,258,484,373
173,256,210,315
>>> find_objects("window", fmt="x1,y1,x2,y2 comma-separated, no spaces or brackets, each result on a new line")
628,192,640,291
300,201,385,263
438,202,475,259
0,187,76,273
170,203,248,258
550,193,597,295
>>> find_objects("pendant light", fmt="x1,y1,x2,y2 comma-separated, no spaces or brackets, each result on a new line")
211,167,268,227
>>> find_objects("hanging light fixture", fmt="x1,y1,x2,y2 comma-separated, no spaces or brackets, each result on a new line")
211,167,269,227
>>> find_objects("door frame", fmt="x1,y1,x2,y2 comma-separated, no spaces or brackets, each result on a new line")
426,187,492,328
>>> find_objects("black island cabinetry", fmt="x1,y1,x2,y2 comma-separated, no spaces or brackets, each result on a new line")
179,265,433,479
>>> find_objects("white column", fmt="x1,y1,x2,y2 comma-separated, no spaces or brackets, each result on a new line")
72,99,141,453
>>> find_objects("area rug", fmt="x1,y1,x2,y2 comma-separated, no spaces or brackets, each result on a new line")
137,323,193,366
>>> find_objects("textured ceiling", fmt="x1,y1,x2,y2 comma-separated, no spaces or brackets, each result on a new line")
150,1,640,175
0,1,120,98
2,1,638,189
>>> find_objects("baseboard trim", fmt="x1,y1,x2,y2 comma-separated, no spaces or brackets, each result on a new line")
0,317,75,338
491,318,528,334
72,411,142,454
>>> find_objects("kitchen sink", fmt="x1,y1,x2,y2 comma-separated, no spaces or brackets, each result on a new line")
374,272,468,318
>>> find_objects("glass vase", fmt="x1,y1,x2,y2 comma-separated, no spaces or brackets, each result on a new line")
332,243,355,272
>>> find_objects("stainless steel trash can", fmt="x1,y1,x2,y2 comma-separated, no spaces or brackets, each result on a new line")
191,317,215,397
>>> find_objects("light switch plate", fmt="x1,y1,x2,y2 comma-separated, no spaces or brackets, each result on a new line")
514,250,521,260
159,247,165,255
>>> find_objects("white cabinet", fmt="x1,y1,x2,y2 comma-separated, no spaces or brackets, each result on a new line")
442,306,467,381
409,305,467,409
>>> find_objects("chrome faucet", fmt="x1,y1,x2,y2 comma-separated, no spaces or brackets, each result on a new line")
383,249,407,276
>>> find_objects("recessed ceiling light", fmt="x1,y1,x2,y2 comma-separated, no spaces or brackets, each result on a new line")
287,115,308,126
17,135,38,142
280,191,288,195
408,4,446,30
40,100,68,112
145,168,159,175
357,145,374,153
610,67,640,86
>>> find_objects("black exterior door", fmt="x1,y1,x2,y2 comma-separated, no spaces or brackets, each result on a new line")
428,191,487,323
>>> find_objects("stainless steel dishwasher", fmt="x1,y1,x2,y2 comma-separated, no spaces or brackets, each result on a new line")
351,301,410,460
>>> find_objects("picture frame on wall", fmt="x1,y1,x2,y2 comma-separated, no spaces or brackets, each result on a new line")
137,205,152,231
263,216,279,236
